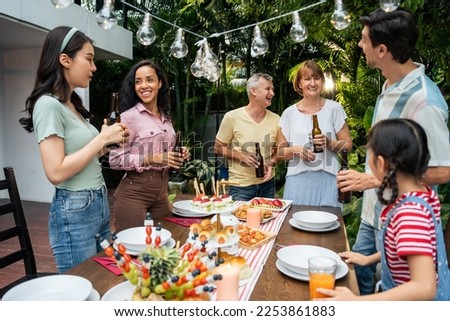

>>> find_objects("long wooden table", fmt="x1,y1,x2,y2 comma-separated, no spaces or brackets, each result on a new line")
67,204,359,300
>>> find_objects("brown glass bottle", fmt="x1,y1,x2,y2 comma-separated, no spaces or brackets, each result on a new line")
255,142,265,178
107,92,120,125
338,149,352,203
311,114,323,153
106,92,120,149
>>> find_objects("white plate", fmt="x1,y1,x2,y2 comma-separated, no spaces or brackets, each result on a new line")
114,238,177,256
276,245,342,275
116,226,172,252
289,219,340,232
86,289,100,301
2,275,93,301
276,259,348,281
292,211,338,229
102,281,135,301
171,209,212,218
191,203,238,214
248,198,293,212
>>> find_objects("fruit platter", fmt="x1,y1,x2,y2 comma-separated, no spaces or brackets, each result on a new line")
96,218,227,301
248,197,293,212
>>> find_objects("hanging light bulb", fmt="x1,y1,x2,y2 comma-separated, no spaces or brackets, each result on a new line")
201,41,219,72
170,28,189,58
290,11,308,43
51,0,74,9
251,25,269,56
96,0,117,30
206,64,221,83
331,0,351,30
379,0,400,12
191,48,204,78
136,13,157,46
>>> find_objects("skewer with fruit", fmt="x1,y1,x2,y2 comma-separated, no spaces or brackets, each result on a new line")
96,222,224,301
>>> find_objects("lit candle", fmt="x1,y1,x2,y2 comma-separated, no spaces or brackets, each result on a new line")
215,263,240,301
246,208,261,229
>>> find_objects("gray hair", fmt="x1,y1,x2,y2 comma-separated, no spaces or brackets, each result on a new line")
246,73,273,97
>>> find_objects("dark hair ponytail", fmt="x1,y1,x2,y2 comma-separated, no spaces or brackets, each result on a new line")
367,118,430,205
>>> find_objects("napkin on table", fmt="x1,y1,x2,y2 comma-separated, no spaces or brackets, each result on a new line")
92,257,127,276
162,217,201,227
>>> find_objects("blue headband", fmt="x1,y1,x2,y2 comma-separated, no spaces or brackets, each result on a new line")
60,27,78,54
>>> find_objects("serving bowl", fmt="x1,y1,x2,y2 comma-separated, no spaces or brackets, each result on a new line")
276,245,341,275
116,226,172,252
2,275,93,301
292,211,338,229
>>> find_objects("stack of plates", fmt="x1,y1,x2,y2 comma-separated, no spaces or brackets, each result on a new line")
290,211,339,232
2,275,94,301
275,245,348,281
172,200,200,217
115,226,172,253
172,200,236,217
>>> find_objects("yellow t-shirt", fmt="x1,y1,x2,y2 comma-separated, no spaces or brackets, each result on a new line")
216,107,280,186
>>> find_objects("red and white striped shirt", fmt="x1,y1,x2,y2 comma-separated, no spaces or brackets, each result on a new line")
380,187,440,285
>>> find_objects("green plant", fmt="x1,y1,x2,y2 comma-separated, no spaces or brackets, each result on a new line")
182,159,214,188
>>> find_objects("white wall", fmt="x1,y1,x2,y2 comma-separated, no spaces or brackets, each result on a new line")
1,47,54,202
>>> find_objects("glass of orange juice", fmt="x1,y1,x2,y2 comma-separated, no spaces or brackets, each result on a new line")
308,256,337,300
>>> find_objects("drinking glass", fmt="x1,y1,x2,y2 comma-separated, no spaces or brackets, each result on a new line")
308,256,337,300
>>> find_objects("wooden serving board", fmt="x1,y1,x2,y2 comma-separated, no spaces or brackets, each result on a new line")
238,229,276,250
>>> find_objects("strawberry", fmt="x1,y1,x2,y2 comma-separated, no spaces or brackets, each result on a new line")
272,199,283,208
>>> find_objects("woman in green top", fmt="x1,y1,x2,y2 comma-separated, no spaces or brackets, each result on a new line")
19,26,128,273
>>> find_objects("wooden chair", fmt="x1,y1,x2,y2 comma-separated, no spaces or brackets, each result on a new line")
0,166,55,298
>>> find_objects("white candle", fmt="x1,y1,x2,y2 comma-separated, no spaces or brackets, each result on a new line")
216,263,240,301
246,208,261,229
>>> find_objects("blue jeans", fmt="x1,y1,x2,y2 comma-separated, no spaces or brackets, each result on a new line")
49,185,110,273
229,178,276,201
352,220,380,295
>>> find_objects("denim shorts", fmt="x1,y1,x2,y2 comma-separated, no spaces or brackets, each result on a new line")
49,185,110,273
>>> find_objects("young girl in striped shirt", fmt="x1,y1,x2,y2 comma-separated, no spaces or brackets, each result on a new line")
318,118,450,300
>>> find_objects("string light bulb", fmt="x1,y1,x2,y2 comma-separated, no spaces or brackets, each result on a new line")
170,28,189,58
331,0,351,30
96,0,117,30
251,25,269,56
379,0,400,12
191,48,204,78
290,11,308,43
136,13,157,46
50,0,74,9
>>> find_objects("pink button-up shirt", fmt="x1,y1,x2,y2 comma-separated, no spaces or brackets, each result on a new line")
109,103,176,172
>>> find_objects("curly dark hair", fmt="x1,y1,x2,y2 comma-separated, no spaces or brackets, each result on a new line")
118,60,171,121
367,118,430,205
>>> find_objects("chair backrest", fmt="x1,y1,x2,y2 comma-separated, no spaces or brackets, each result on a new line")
0,166,37,276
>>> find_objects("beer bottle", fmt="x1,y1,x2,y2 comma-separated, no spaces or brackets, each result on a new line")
171,131,184,178
106,92,121,149
255,142,265,178
107,92,120,125
311,114,323,153
338,149,352,203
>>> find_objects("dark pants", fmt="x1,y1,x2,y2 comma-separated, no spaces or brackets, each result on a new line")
112,168,170,232
229,178,276,201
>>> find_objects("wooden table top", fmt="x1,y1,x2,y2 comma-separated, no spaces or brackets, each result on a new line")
67,203,359,301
